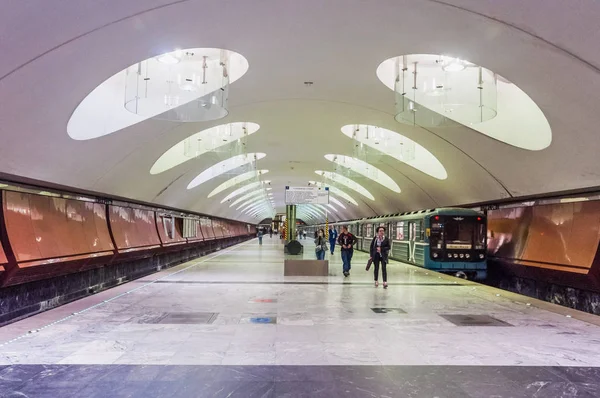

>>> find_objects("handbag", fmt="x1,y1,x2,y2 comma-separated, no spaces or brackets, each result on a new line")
366,257,373,271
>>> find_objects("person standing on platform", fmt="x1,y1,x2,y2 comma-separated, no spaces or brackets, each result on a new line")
370,226,391,288
257,229,264,245
329,227,338,255
269,228,273,238
338,226,357,277
303,230,307,240
314,229,327,260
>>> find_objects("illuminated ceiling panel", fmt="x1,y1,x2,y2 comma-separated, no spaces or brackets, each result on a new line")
151,123,261,175
325,154,401,193
207,170,269,198
309,181,358,206
221,180,270,203
376,54,552,151
329,196,346,209
325,203,339,213
247,201,272,215
238,194,274,212
67,48,249,140
315,171,374,200
231,187,272,208
187,153,265,189
341,125,447,180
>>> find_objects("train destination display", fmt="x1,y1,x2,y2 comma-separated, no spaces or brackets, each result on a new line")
285,186,329,204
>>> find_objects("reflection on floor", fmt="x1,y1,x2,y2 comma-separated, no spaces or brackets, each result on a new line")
1,237,600,397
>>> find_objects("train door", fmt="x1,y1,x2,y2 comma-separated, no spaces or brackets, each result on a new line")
408,221,417,262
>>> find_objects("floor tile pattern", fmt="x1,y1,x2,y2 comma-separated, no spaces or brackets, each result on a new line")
1,238,600,397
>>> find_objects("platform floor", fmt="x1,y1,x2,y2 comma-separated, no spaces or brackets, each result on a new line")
1,237,600,397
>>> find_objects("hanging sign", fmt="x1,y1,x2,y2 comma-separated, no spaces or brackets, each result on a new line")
285,186,329,205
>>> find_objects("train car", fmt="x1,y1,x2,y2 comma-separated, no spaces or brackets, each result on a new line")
317,208,487,279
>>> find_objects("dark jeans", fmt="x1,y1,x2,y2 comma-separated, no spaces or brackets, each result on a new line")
341,250,352,273
329,240,336,254
316,249,325,260
373,253,387,282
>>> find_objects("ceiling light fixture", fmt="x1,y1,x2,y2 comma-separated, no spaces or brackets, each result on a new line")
325,154,401,193
187,153,265,189
233,187,272,208
125,49,233,122
221,180,270,203
376,54,497,128
207,169,268,198
151,123,260,175
315,171,374,200
342,125,447,180
157,50,183,64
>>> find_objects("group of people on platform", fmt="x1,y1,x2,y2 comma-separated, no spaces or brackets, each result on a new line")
314,225,390,288
257,224,390,287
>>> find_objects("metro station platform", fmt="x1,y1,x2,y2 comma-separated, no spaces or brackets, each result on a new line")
1,238,600,397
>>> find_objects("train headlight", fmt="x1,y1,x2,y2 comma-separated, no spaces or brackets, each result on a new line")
453,253,458,259
465,253,470,259
459,254,464,259
433,252,438,258
448,253,452,258
479,253,485,259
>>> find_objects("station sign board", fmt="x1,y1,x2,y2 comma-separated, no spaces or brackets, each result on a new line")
285,186,329,205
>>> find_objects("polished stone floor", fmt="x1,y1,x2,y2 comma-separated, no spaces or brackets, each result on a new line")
1,237,600,397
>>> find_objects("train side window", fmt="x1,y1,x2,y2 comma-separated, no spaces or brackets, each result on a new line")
419,221,425,241
396,221,405,240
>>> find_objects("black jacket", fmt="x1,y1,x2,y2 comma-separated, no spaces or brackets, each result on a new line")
370,236,391,262
337,232,357,251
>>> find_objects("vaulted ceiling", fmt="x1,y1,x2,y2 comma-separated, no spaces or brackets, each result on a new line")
1,0,600,223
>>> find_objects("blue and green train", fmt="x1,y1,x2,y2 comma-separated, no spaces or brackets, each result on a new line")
314,208,487,279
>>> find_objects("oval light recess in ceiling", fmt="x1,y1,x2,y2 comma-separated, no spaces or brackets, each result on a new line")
238,197,271,213
207,169,269,198
187,153,265,189
67,48,249,140
325,154,401,193
221,180,270,203
341,124,447,180
239,196,273,212
376,54,551,150
236,195,270,213
232,188,272,209
315,171,375,201
151,122,260,175
328,196,346,209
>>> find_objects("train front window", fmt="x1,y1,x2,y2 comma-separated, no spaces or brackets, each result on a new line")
444,218,475,249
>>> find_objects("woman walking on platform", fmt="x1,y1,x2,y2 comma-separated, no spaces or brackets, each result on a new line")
314,229,328,260
370,226,391,288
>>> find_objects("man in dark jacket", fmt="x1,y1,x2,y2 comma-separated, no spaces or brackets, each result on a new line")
370,226,391,288
338,226,357,277
329,227,338,255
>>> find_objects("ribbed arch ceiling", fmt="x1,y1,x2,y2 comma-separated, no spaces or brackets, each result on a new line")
325,154,401,193
208,170,269,198
340,125,447,180
187,153,266,190
329,196,346,210
314,171,375,201
151,123,261,175
231,188,272,208
221,180,270,203
238,193,274,212
2,1,594,224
